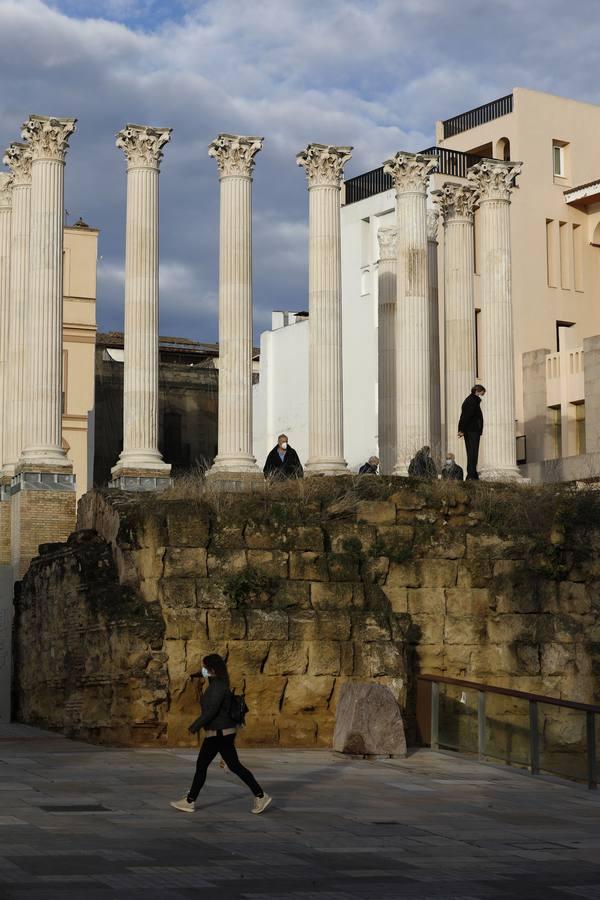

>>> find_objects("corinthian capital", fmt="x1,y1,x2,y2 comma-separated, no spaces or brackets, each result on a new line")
377,225,398,259
22,115,77,162
383,152,436,193
467,159,522,202
3,143,33,185
116,124,172,170
432,182,478,223
0,173,13,210
208,133,264,178
427,209,439,241
296,143,352,188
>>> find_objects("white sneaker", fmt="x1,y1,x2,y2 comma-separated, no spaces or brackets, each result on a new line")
170,797,195,813
251,793,272,815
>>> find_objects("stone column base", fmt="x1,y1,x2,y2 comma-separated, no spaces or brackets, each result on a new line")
110,466,172,492
10,475,76,579
207,456,261,478
205,471,266,493
304,459,348,477
392,463,410,478
479,467,528,484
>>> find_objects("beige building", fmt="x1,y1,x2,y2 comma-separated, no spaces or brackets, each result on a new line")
62,219,98,498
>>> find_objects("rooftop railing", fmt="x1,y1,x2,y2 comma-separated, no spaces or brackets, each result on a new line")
344,147,485,205
416,674,600,790
442,93,513,138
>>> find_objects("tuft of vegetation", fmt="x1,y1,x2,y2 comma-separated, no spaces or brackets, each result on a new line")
223,566,278,604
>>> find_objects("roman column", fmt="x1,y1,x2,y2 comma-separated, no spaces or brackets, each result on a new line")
2,143,31,476
18,117,76,471
112,124,172,488
207,133,263,476
297,143,352,475
427,209,442,462
377,225,398,475
433,182,478,470
0,175,12,475
468,160,522,480
383,152,436,475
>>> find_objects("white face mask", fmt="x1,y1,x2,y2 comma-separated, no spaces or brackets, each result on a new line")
281,442,288,450
201,667,210,678
445,458,453,464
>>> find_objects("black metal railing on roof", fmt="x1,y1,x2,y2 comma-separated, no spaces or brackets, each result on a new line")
344,148,485,205
443,93,513,138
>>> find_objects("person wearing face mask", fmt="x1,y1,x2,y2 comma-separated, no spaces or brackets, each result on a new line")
441,451,464,481
458,384,486,480
263,433,303,479
170,654,272,815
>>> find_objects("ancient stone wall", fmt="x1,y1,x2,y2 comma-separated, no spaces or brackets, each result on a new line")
13,478,600,749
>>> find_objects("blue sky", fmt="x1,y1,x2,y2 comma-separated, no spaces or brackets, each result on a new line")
1,0,600,341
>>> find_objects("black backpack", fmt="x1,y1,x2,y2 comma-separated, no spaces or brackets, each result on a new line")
228,690,249,726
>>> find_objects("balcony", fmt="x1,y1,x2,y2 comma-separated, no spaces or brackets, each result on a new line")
546,348,584,407
442,94,513,139
344,147,485,205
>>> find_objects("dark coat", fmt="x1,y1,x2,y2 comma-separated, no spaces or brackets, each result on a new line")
359,462,378,475
263,445,303,479
408,450,437,479
458,393,484,435
441,461,464,481
189,678,236,734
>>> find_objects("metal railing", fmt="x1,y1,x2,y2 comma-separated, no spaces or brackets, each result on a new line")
344,148,485,205
442,94,513,138
416,674,599,790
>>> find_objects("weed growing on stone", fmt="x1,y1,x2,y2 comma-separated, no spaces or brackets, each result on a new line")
223,566,277,604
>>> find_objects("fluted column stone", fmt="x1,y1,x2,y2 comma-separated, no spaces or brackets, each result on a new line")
208,133,263,476
3,144,32,476
297,143,352,475
427,210,442,462
383,152,436,475
0,175,12,476
18,117,75,472
433,182,478,470
468,159,522,480
112,124,172,487
377,225,398,475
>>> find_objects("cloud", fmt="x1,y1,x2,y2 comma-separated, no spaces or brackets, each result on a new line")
2,0,600,341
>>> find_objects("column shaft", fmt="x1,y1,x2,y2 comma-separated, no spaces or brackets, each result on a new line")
377,227,397,475
427,215,442,461
0,177,11,473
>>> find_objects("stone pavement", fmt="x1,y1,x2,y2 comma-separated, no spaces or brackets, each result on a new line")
0,725,600,899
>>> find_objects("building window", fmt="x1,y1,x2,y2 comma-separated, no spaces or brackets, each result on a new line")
550,406,562,458
574,402,585,455
552,140,569,181
556,320,575,352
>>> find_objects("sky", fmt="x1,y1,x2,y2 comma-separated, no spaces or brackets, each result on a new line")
1,0,600,342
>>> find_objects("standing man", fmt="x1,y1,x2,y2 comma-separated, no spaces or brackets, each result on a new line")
458,385,486,480
264,434,303,479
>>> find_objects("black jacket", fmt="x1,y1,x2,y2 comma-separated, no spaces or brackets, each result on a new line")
263,445,303,479
441,461,464,481
189,679,237,734
408,450,437,479
458,393,484,435
359,462,378,475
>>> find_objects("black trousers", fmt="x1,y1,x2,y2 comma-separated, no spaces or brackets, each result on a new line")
464,432,481,480
188,733,263,801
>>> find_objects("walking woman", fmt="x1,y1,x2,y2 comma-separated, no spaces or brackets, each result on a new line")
170,654,272,814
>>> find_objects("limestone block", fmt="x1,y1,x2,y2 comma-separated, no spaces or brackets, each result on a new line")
340,641,354,674
457,559,493,588
163,547,208,578
445,588,491,616
270,581,311,609
470,643,517,677
333,682,406,757
284,526,325,552
327,524,376,554
352,611,391,642
381,584,408,614
227,641,271,675
316,718,335,747
362,556,390,584
243,675,288,715
418,535,466,559
195,579,233,609
356,500,396,525
515,642,542,675
289,551,328,581
263,641,309,675
390,490,426,510
207,549,247,576
207,609,247,641
316,611,352,640
556,581,591,615
376,524,415,545
409,613,444,644
308,640,341,675
466,533,526,559
445,615,486,645
416,559,458,587
327,553,360,582
211,525,246,550
310,582,354,610
278,715,318,746
416,643,444,671
246,549,289,579
386,560,420,588
246,609,288,640
166,505,210,546
282,675,335,713
407,588,445,616
134,546,165,581
441,643,472,673
163,608,208,641
239,715,279,745
159,577,196,608
288,608,319,640
541,642,574,676
244,522,289,549
486,614,542,645
353,641,404,678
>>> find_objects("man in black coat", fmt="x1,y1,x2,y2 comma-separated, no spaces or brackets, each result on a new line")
441,452,464,481
458,385,486,480
263,434,303,479
408,446,437,479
